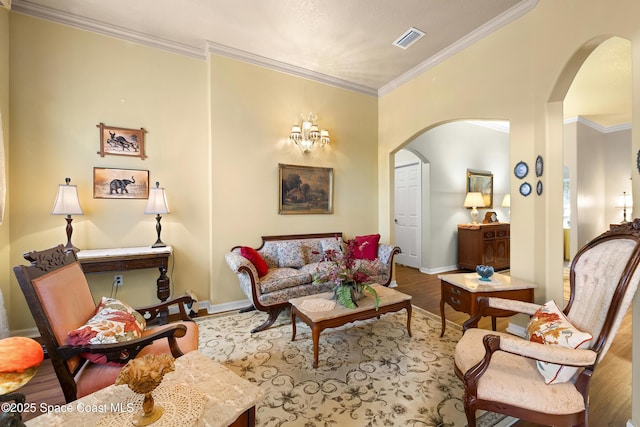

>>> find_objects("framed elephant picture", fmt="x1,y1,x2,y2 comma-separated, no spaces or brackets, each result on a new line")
93,167,149,199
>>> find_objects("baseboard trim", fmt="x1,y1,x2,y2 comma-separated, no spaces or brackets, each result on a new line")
10,327,39,338
419,265,458,275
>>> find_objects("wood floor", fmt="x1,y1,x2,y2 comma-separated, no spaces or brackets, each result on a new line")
15,265,632,426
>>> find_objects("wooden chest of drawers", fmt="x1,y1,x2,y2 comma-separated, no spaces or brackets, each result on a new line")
457,223,510,270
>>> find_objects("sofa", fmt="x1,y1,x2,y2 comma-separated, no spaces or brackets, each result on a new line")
225,232,401,332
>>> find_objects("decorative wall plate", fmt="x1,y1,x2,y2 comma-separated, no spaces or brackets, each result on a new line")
536,180,543,195
520,182,532,196
514,161,528,179
535,155,544,177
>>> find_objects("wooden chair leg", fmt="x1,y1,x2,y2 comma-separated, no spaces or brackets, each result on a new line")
239,305,256,313
250,307,284,333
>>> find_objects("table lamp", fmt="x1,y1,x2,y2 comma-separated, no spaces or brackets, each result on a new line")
145,182,170,248
51,177,83,252
502,194,511,221
464,192,486,224
615,191,633,223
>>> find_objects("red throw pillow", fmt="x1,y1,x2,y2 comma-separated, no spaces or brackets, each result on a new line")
352,234,380,260
240,246,269,277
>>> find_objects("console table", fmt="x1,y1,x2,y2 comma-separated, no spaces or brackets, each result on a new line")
77,246,172,321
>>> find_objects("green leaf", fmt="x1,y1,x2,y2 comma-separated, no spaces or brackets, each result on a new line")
335,285,356,309
363,284,380,310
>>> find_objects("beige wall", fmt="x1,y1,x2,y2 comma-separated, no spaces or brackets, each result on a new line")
378,0,640,421
0,7,10,332
209,54,379,304
6,14,379,331
9,14,210,330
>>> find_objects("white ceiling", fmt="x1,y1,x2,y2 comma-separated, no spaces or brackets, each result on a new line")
9,0,631,127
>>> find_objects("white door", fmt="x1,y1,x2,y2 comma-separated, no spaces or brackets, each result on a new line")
394,163,421,268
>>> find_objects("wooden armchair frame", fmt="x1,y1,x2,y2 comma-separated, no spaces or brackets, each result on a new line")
455,219,640,427
14,245,198,403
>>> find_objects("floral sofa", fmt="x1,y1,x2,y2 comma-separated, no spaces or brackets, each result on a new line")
225,232,401,332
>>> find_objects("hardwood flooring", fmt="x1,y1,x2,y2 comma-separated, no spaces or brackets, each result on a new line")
14,265,632,426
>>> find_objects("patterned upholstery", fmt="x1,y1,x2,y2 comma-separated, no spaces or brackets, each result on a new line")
225,233,401,332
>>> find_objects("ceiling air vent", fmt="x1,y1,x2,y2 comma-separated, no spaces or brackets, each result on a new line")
393,27,425,49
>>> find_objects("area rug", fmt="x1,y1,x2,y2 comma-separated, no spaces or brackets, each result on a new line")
196,307,516,427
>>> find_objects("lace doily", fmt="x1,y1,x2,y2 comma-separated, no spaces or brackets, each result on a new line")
96,384,204,427
300,298,336,312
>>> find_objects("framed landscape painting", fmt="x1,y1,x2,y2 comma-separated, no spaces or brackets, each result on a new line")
93,167,149,199
467,169,493,208
279,164,333,214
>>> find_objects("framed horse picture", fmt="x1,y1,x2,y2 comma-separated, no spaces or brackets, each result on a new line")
96,123,147,159
93,167,149,199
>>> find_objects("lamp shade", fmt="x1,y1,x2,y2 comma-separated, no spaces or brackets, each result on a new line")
51,179,83,215
502,194,511,208
145,183,169,214
464,192,486,208
615,192,633,208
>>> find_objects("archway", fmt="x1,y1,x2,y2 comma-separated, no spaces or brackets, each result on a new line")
547,35,632,424
392,120,509,273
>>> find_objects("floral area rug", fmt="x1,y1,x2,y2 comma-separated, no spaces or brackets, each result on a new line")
196,306,516,427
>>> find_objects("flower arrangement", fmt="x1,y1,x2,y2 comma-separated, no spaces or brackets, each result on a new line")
313,238,381,309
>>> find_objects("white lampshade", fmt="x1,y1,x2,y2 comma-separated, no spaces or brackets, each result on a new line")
52,179,83,215
502,194,511,208
615,192,633,208
464,192,485,225
145,183,170,215
464,192,486,208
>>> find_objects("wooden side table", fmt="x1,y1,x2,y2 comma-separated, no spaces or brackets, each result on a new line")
438,272,535,336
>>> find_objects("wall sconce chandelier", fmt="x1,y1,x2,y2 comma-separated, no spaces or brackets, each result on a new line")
289,113,330,153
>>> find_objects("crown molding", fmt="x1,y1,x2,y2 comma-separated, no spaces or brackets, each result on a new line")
206,41,378,97
11,0,206,59
11,0,535,99
378,0,539,96
564,116,631,133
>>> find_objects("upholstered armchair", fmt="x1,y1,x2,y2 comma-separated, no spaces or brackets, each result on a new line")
14,245,199,403
454,220,640,426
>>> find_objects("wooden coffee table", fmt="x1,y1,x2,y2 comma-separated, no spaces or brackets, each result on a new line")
289,284,412,368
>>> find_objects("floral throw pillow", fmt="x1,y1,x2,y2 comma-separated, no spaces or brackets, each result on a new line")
527,300,593,384
68,297,146,365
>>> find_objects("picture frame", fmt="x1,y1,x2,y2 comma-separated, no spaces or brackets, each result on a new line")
279,163,333,214
96,123,147,159
93,167,150,199
467,169,493,208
